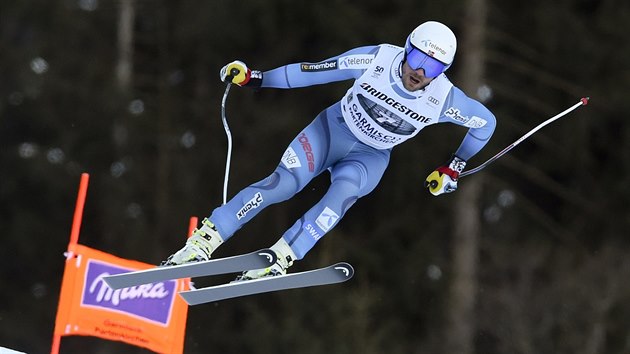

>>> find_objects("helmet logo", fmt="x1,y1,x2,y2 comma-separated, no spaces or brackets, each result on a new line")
419,39,447,57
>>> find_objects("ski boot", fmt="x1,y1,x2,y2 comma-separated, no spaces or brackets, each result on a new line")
161,218,224,266
236,238,296,281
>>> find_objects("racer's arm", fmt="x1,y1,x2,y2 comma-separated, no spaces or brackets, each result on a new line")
261,46,379,88
425,88,496,196
439,87,496,161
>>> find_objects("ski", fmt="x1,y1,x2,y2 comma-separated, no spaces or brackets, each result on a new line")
179,262,354,305
103,249,277,290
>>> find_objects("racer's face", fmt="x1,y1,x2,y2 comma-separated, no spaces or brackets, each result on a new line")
401,61,434,91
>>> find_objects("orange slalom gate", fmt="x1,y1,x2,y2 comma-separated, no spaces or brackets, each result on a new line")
51,173,195,354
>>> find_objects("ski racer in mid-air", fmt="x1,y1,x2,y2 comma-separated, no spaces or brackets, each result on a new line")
163,21,497,280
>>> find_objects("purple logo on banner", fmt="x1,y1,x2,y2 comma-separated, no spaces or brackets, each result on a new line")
81,260,177,325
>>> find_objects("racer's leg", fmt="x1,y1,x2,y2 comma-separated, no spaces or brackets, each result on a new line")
209,104,343,241
238,104,391,279
280,142,391,260
163,106,338,265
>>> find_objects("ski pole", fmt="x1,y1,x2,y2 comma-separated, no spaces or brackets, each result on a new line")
220,68,240,205
459,97,589,179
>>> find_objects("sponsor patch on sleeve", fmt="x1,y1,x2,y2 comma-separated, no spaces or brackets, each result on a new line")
338,54,374,69
444,107,487,128
464,116,488,128
300,60,338,72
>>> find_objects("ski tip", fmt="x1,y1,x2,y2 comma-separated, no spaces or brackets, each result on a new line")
581,97,589,105
257,248,278,265
333,262,355,280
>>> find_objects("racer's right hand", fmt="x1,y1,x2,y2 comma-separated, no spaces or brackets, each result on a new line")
219,60,262,88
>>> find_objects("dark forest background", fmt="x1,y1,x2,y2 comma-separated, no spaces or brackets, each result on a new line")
1,0,629,353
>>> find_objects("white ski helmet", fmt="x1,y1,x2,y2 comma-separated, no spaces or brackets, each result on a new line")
404,21,457,77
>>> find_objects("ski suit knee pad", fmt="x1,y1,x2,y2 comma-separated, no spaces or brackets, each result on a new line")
330,160,366,197
252,166,301,204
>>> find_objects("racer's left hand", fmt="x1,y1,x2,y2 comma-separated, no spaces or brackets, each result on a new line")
425,155,466,196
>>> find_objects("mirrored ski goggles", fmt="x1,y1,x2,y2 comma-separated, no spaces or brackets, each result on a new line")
405,46,447,78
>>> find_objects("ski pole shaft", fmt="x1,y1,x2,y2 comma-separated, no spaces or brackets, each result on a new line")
221,82,233,205
220,68,241,205
459,97,589,178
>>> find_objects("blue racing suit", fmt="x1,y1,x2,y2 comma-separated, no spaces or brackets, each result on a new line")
209,44,496,259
